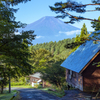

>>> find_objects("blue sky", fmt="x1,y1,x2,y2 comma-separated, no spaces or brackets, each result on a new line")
13,0,100,31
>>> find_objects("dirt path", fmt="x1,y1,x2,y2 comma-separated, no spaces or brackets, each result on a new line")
61,89,100,100
17,88,60,100
16,88,100,100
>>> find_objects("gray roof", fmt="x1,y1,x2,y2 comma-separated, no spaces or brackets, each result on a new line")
30,72,41,78
61,30,100,73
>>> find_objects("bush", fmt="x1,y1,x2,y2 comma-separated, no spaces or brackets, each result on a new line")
11,82,25,86
38,85,43,89
34,84,39,88
62,82,68,90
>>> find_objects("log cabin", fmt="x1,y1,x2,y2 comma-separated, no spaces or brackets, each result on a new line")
61,30,100,92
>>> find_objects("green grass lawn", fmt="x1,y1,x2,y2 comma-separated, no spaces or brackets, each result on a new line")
0,90,17,100
11,85,34,88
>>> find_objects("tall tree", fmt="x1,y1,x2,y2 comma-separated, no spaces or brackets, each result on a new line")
40,59,65,89
76,23,89,43
0,0,36,93
80,23,88,37
65,23,89,50
30,48,53,73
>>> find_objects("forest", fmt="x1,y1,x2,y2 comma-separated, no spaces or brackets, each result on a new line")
30,38,75,59
0,20,90,93
1,0,100,100
0,0,100,96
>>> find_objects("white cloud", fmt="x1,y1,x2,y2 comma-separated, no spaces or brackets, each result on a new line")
59,30,81,36
36,36,44,39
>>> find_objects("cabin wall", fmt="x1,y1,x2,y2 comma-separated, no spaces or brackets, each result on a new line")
66,69,83,91
30,77,51,87
30,77,40,84
82,53,100,92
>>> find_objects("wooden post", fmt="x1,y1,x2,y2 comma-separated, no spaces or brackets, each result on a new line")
42,80,44,88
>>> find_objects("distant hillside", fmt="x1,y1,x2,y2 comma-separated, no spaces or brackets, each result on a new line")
19,16,80,44
30,38,75,59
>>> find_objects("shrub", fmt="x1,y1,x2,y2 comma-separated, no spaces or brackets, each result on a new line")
34,83,39,88
11,82,25,86
38,85,43,89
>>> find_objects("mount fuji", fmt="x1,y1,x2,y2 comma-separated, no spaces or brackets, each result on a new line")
19,16,81,45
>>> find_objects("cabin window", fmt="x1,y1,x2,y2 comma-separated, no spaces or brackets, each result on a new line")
68,69,72,75
35,79,38,81
68,69,70,74
72,71,76,78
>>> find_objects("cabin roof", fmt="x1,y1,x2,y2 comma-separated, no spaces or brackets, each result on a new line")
30,72,41,78
61,30,100,73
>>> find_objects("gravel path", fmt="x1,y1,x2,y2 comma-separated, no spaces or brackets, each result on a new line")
17,88,60,100
14,88,100,100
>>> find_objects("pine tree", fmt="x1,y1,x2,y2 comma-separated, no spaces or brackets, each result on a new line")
74,23,88,44
91,16,100,31
0,0,35,93
64,23,89,51
74,34,80,43
80,23,88,37
50,0,100,24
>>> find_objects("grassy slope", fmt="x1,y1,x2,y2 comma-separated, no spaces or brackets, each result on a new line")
0,90,17,100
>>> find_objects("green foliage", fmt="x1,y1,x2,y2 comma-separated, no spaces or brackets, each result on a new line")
50,1,100,23
75,23,89,44
80,23,88,38
11,82,25,86
29,48,53,73
40,85,65,97
0,0,35,93
3,0,31,5
0,90,17,100
11,76,30,86
91,16,100,31
74,34,80,43
34,84,39,88
40,59,66,89
93,62,100,67
31,38,75,59
65,23,90,52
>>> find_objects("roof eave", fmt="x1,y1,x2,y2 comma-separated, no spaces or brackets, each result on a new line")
79,50,100,74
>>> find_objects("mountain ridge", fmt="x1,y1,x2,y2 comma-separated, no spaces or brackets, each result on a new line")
19,16,81,44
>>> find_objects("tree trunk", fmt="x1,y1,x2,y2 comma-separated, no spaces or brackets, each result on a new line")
9,76,11,93
1,84,4,94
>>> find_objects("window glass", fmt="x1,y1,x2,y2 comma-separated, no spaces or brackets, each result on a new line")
72,71,76,78
68,69,70,74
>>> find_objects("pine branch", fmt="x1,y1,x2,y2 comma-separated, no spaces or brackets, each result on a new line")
86,10,99,12
64,11,100,22
75,3,100,7
50,1,100,23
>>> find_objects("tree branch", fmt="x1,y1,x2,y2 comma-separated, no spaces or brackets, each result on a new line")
65,11,100,22
86,10,99,12
50,1,100,23
65,2,100,7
